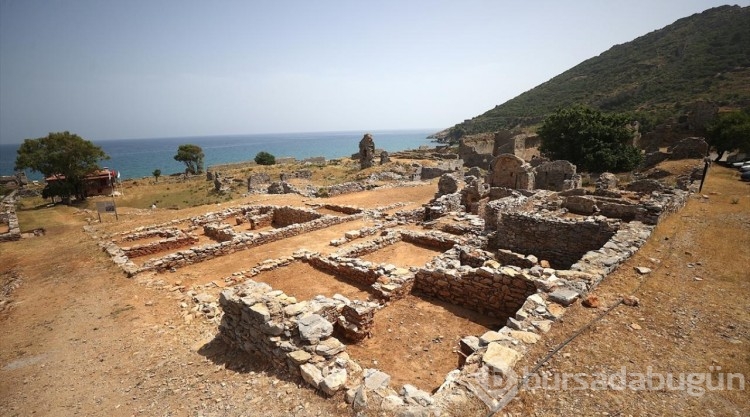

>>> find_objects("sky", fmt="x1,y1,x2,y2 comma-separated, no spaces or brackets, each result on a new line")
0,0,747,144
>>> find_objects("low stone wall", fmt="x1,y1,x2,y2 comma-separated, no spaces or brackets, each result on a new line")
272,206,322,227
122,234,199,258
203,223,236,242
0,191,21,242
562,189,689,225
414,250,537,319
248,212,273,229
218,280,363,395
400,229,460,251
322,181,370,197
490,212,619,269
120,228,181,242
322,204,362,215
138,212,363,274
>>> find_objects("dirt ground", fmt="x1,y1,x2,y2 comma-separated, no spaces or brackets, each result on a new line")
360,241,444,269
1,165,748,417
251,262,373,302
346,294,501,393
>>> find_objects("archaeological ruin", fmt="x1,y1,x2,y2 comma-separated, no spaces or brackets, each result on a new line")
86,151,697,415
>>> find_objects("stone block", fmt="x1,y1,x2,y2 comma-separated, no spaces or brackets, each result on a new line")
482,343,521,376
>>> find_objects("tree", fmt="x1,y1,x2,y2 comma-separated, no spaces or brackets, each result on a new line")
174,144,204,174
538,106,642,172
152,169,162,182
15,131,109,202
254,151,276,165
706,109,750,161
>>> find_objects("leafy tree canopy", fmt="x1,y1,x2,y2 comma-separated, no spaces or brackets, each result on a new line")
174,144,204,174
254,151,276,166
152,169,162,182
15,131,109,201
538,106,642,172
706,109,750,161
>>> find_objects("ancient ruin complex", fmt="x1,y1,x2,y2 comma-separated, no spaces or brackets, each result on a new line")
86,148,696,415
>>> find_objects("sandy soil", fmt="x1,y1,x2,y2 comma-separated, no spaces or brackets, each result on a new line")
360,241,444,269
346,294,501,393
251,262,374,302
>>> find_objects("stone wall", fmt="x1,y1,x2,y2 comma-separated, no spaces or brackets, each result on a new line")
322,204,362,215
122,233,199,257
458,133,494,168
414,256,537,319
562,189,689,225
131,209,365,275
218,280,362,396
203,223,237,242
322,181,369,197
247,173,271,190
0,191,21,242
272,206,322,227
489,212,618,269
534,160,580,191
488,154,534,190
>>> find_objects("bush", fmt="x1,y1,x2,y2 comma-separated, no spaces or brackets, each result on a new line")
254,151,276,165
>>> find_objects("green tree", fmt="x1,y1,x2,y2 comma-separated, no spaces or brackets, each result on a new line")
152,169,162,182
174,144,205,174
15,131,109,202
538,106,642,172
254,151,276,165
706,109,750,161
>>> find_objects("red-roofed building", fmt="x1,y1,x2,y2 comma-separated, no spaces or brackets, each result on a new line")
45,168,119,197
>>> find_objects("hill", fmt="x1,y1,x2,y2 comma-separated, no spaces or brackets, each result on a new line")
437,5,750,143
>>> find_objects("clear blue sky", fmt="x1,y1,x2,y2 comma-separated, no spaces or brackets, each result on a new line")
0,0,746,144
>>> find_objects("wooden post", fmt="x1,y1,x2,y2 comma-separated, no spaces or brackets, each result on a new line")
698,158,710,193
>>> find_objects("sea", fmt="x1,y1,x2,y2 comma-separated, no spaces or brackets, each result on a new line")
0,129,438,181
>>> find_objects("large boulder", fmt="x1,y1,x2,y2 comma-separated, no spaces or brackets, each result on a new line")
297,314,333,344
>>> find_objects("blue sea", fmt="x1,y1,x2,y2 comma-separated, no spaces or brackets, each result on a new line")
0,129,437,181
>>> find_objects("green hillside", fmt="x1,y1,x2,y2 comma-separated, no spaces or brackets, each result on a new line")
439,5,750,142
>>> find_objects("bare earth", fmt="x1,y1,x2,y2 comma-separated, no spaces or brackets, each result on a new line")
1,167,748,417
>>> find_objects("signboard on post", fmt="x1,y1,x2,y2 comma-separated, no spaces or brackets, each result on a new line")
95,201,118,222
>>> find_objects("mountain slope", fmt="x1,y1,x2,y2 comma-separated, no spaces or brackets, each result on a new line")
440,5,750,142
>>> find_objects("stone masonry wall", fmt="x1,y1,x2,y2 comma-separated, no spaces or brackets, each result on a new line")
218,280,363,396
136,211,365,274
413,260,537,319
490,213,618,269
272,206,322,227
0,191,21,242
122,234,199,258
203,223,237,242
